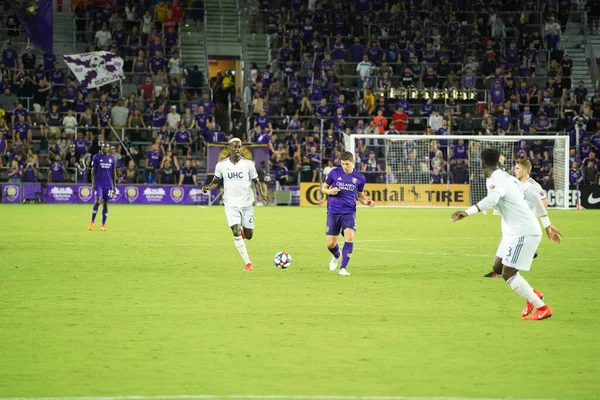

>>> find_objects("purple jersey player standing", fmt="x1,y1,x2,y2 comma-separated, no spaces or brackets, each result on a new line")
321,151,375,276
88,143,116,231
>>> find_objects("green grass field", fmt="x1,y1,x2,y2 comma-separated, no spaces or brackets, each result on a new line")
0,205,599,399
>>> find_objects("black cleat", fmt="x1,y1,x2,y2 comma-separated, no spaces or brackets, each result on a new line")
483,271,501,278
534,252,538,259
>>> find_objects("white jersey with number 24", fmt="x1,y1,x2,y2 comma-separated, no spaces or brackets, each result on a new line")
486,169,542,237
215,157,258,207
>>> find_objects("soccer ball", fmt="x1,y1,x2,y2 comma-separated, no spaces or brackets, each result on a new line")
89,55,105,69
274,251,292,269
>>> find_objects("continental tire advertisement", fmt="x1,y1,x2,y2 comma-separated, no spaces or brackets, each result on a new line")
300,183,470,207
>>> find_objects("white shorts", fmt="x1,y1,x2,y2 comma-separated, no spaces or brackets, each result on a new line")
495,235,542,271
224,205,255,229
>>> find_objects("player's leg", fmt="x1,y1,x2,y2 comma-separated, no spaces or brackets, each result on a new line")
485,240,505,278
241,206,254,240
501,235,551,320
227,207,252,270
338,213,357,276
101,189,109,230
326,214,342,271
88,195,101,230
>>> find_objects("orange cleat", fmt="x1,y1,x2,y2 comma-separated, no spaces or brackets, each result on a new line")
521,289,544,317
88,222,95,231
100,225,107,231
523,305,553,321
243,263,253,271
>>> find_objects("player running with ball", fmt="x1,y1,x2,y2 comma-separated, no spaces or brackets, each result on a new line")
202,138,269,271
322,151,375,276
452,149,561,320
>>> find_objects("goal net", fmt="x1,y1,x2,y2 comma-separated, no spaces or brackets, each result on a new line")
345,134,569,209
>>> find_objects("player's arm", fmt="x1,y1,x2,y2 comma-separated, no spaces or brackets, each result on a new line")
253,177,269,204
451,191,502,221
357,191,375,207
526,188,562,243
321,182,339,195
178,173,184,185
202,176,221,192
112,165,117,190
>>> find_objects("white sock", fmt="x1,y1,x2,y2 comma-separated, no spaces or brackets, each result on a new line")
507,273,545,308
234,236,251,264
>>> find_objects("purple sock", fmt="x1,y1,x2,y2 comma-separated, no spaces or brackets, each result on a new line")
91,203,99,222
328,244,341,259
340,242,354,269
102,204,108,225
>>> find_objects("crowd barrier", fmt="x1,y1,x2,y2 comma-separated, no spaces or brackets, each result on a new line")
1,183,219,205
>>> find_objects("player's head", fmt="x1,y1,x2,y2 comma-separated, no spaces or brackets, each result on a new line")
229,138,242,159
100,142,110,155
340,151,354,174
481,148,501,176
514,159,532,180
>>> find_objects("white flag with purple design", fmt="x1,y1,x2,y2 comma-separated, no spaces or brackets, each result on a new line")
63,52,125,89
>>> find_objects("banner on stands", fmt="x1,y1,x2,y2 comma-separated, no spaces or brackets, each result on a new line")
299,183,470,207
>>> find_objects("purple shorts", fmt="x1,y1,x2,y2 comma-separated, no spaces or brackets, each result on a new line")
326,213,356,236
95,187,110,202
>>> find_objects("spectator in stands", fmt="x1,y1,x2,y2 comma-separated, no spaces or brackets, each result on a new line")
48,154,66,183
275,160,289,186
7,159,21,183
583,160,599,185
22,155,38,183
179,159,197,185
145,143,162,184
356,54,374,88
392,106,409,132
373,109,388,134
0,89,18,122
428,110,443,133
172,124,192,156
166,105,181,132
62,109,78,139
95,24,112,50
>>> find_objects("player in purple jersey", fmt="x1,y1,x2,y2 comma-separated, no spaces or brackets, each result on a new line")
321,151,375,276
88,143,117,232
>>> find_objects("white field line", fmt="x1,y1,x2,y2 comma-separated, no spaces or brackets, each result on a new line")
0,395,553,400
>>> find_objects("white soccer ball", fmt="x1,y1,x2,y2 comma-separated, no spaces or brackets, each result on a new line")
274,251,292,269
89,55,104,69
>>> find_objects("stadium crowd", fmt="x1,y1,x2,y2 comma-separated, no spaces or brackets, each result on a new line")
0,0,599,193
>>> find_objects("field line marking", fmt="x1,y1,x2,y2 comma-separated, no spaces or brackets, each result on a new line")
0,395,553,400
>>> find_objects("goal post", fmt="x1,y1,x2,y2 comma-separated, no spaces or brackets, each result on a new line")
345,134,569,209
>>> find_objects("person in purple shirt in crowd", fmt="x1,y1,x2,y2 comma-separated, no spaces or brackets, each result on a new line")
254,110,271,132
73,132,90,160
12,103,31,125
395,98,410,114
171,125,193,156
22,155,38,182
518,105,534,133
199,93,214,115
315,99,331,118
569,161,582,185
48,154,66,183
150,51,166,73
12,115,31,146
262,65,273,89
322,151,375,276
2,44,17,68
311,80,323,102
490,82,505,106
152,104,167,134
497,109,513,133
279,42,293,65
179,159,198,185
88,143,116,231
43,53,56,70
50,62,65,87
330,35,345,61
461,67,476,89
73,92,87,114
580,137,592,160
289,114,303,131
323,134,337,160
274,160,289,185
430,168,443,184
589,129,600,153
287,132,300,161
535,112,551,132
307,146,321,170
350,37,365,63
145,143,162,184
582,151,599,168
452,139,468,161
113,22,127,47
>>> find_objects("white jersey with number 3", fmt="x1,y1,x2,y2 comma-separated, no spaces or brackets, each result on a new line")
215,157,258,207
486,170,542,237
520,177,547,213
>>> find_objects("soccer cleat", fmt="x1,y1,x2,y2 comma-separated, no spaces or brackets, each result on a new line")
534,252,538,259
521,289,544,317
243,263,254,272
329,255,340,271
338,268,351,276
87,222,94,231
523,305,553,321
483,271,501,278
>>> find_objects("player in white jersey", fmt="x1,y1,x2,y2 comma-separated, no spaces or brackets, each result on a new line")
452,148,562,320
202,138,269,271
483,159,552,278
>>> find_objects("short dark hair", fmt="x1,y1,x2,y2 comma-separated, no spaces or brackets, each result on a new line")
340,151,354,161
481,148,501,168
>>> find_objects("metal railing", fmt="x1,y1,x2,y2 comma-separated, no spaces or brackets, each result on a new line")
583,12,600,89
